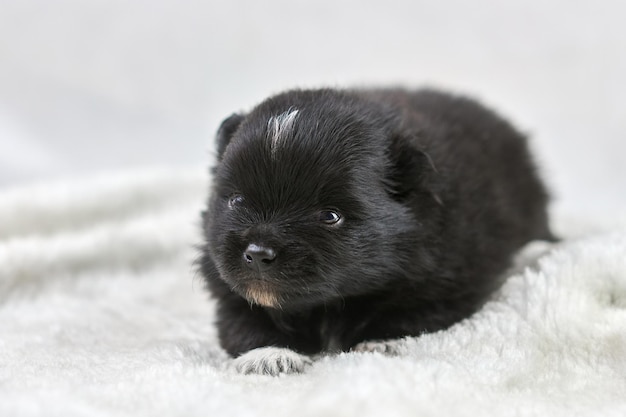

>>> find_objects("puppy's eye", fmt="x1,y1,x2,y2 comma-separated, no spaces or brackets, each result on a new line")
227,194,244,209
318,210,342,226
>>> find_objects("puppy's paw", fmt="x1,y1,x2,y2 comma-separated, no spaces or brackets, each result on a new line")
352,339,405,355
232,347,312,376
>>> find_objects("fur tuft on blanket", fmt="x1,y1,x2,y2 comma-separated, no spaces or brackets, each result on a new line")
1,169,625,416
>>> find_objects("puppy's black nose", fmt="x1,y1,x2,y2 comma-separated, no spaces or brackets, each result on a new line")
243,243,277,272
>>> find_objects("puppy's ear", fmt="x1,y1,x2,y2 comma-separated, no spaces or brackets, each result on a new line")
386,133,442,204
215,113,245,160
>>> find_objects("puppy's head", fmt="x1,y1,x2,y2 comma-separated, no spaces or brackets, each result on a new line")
203,89,434,310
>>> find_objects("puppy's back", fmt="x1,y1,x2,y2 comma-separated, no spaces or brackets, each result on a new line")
364,88,553,293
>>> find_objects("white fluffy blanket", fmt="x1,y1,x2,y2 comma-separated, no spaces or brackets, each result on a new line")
2,169,626,417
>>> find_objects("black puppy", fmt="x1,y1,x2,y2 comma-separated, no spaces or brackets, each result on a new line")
199,88,553,375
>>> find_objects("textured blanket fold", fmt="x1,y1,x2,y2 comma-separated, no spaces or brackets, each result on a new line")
1,169,625,417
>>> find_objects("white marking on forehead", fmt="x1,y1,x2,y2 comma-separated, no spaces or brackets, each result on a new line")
267,108,299,157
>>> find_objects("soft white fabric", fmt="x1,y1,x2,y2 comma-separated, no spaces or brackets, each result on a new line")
1,169,626,417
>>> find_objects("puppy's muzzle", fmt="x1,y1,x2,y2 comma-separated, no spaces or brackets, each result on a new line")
243,243,277,272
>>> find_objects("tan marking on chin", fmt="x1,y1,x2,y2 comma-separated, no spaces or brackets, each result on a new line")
246,286,280,308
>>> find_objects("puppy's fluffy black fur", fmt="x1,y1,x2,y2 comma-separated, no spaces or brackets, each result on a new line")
199,88,553,357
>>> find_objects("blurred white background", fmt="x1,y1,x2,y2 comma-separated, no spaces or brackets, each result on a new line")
1,0,624,216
